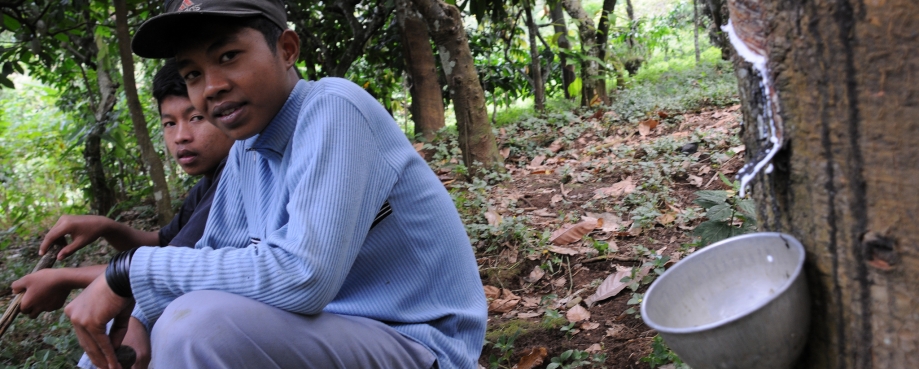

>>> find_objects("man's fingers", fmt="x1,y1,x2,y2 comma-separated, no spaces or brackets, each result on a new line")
74,326,107,369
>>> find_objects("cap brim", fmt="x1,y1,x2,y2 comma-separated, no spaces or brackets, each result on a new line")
132,11,261,59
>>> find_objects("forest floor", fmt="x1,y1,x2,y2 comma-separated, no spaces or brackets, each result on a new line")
448,102,747,369
0,102,745,368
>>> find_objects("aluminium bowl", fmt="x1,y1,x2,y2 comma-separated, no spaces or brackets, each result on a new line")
641,232,810,369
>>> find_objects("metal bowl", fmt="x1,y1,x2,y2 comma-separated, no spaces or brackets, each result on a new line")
641,232,810,369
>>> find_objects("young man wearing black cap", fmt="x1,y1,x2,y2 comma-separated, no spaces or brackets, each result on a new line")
64,1,487,368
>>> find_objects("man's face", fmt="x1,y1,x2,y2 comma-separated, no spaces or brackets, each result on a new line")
175,26,297,140
160,95,235,176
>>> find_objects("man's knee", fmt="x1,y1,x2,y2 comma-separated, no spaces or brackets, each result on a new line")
151,291,236,349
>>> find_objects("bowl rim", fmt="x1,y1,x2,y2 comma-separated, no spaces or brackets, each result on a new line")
640,232,806,334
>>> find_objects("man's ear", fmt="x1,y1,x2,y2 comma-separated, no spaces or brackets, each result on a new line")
278,30,300,69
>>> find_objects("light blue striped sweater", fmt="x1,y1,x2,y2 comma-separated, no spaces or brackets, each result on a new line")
129,78,487,369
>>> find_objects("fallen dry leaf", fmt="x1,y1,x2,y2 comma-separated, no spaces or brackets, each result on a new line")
483,285,501,300
553,277,567,288
548,140,563,153
550,194,564,206
521,296,541,308
581,322,600,330
548,246,581,255
524,265,546,283
529,155,546,168
584,267,633,307
606,324,627,338
413,142,425,152
499,147,510,159
586,212,626,232
592,177,636,200
488,288,520,313
638,119,659,136
688,174,704,187
532,208,555,217
517,312,542,319
549,217,599,245
516,347,548,369
585,343,602,353
485,208,502,227
656,212,676,225
566,305,591,322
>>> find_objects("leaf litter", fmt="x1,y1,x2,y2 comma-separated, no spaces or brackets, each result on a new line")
450,105,745,368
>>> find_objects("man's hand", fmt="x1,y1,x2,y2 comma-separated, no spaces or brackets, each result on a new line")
121,318,151,369
10,269,73,318
65,274,131,369
39,215,111,260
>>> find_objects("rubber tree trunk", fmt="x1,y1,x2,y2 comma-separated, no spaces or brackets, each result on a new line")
113,0,174,226
87,34,118,217
729,0,919,367
594,0,618,104
522,0,545,113
693,0,700,63
550,4,575,100
395,0,445,142
411,0,503,175
560,0,599,107
702,0,731,60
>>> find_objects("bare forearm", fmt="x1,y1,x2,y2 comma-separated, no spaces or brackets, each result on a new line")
59,265,107,289
102,221,161,250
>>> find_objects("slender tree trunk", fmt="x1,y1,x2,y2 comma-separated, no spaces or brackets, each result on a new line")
113,0,173,226
595,0,618,104
87,34,118,217
625,0,635,48
523,0,545,113
411,0,502,175
703,0,731,60
550,4,575,100
396,0,445,142
729,0,919,368
693,0,700,63
560,0,599,106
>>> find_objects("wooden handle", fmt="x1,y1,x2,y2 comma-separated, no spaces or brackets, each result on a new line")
0,244,63,339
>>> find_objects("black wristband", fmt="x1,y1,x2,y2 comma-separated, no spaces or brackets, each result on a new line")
105,248,137,298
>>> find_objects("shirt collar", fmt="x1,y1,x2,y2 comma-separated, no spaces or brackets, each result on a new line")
245,80,311,155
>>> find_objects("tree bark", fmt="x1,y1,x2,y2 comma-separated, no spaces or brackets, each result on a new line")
702,0,731,60
560,0,599,106
87,33,118,217
729,0,919,368
550,4,575,100
411,0,502,175
113,0,173,226
693,0,700,63
595,0,618,104
522,0,545,113
395,0,445,142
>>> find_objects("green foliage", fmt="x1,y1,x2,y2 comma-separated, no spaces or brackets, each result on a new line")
546,349,593,369
641,335,691,369
485,331,519,369
692,174,757,246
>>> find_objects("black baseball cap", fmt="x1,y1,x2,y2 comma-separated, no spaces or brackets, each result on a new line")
132,0,287,59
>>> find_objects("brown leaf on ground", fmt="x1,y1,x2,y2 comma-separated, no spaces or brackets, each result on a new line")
531,208,555,217
638,119,659,136
592,177,636,200
517,312,542,319
585,343,602,353
566,304,591,322
524,265,545,283
553,277,567,288
529,155,546,168
656,212,676,225
483,285,501,300
549,217,599,245
581,322,600,330
586,212,626,232
516,347,548,369
657,111,670,119
485,208,502,227
548,140,563,153
550,194,564,206
584,267,633,307
606,324,628,338
548,246,581,255
688,174,704,187
488,288,520,313
412,142,424,152
499,147,510,159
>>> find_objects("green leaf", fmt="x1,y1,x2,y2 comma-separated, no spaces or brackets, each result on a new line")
568,76,582,97
549,32,564,47
3,14,20,31
693,190,728,209
706,203,733,222
737,198,757,220
693,220,736,246
0,75,14,89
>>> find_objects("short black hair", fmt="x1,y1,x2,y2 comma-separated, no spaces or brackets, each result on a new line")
152,58,187,113
243,16,284,54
